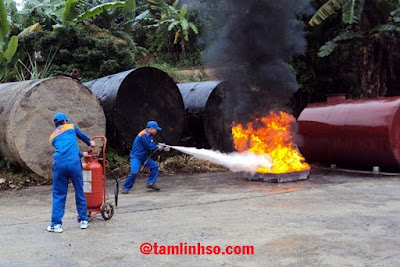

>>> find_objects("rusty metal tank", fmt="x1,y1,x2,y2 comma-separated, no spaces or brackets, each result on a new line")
297,95,400,171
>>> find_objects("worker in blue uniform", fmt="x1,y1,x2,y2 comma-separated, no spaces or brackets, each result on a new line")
122,121,170,193
47,112,95,233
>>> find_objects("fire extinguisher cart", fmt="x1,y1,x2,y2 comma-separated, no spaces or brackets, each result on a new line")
82,136,114,221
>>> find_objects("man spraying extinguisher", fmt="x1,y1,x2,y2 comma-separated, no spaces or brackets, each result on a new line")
121,121,170,194
47,112,95,233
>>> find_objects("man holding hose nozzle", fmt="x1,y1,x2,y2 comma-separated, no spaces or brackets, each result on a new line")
122,121,170,193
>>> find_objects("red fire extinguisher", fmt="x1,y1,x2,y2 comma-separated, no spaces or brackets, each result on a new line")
82,136,114,221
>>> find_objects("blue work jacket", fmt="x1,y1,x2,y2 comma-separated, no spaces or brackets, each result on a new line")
129,128,159,159
49,123,91,165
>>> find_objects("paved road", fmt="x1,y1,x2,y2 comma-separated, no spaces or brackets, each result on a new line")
1,170,399,266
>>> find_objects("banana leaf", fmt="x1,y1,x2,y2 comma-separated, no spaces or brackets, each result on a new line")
74,1,126,22
309,0,348,26
0,0,10,42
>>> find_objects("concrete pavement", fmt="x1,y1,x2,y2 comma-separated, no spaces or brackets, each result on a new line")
0,170,399,266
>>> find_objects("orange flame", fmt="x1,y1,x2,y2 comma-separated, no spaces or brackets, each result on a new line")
231,111,309,173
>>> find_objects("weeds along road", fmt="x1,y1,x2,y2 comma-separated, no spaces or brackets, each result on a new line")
0,170,400,266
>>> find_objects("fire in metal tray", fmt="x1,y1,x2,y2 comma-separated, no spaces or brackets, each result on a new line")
231,111,310,175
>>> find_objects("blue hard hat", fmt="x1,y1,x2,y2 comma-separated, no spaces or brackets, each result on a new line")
147,121,162,131
53,112,72,123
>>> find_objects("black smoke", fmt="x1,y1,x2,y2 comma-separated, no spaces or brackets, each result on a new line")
183,0,313,123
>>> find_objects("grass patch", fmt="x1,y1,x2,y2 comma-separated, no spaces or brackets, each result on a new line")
140,62,209,83
159,154,228,175
0,157,50,190
141,62,186,82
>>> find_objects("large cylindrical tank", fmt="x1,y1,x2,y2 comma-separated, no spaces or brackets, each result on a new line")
0,77,106,178
297,96,400,171
178,81,220,148
178,81,257,152
84,67,185,151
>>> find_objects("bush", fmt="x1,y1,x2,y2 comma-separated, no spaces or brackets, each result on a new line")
106,148,130,177
20,23,138,81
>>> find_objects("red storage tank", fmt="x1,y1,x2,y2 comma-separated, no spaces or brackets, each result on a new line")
297,96,400,171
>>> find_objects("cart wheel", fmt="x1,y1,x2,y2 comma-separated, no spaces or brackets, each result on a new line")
100,202,114,220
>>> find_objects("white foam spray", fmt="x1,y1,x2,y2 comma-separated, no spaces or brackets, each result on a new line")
169,145,273,174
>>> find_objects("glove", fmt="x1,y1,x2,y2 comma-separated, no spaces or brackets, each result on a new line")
90,140,95,147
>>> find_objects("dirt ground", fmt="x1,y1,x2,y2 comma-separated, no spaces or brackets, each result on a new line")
0,169,399,266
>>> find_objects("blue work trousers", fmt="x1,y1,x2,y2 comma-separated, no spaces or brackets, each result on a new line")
51,160,88,226
122,156,159,191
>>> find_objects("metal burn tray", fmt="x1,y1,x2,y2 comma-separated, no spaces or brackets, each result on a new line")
244,169,310,183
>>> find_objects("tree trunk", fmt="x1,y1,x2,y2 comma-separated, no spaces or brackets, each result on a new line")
180,38,186,55
360,33,400,98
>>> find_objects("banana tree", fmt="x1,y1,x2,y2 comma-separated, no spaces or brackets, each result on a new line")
16,0,137,28
309,0,365,26
309,0,400,56
309,0,400,97
77,0,152,31
53,0,126,28
148,0,198,54
0,0,19,81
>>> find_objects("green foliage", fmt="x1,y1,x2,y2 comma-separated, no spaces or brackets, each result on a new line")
106,147,130,173
3,35,18,63
0,0,9,43
17,22,41,38
333,31,360,41
62,0,79,23
144,20,202,66
18,0,65,30
0,156,48,190
342,0,364,24
317,41,338,57
371,23,400,32
18,0,134,29
0,156,11,170
138,0,202,66
318,31,361,57
77,1,150,32
20,23,136,81
310,0,400,57
309,0,347,26
0,0,20,82
376,0,398,19
74,1,126,23
136,0,200,65
124,0,137,19
16,47,58,80
158,1,199,44
391,7,400,22
143,61,185,81
159,154,228,175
